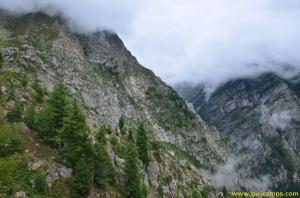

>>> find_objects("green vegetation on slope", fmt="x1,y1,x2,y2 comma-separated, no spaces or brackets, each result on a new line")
145,86,196,130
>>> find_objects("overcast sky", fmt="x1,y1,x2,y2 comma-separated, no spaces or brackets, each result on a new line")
1,0,300,87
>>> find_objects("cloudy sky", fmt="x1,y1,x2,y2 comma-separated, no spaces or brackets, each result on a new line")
1,0,300,87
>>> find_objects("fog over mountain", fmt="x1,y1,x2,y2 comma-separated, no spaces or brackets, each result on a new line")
2,0,300,88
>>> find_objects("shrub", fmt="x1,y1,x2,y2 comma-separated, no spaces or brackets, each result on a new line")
139,183,148,198
24,105,36,129
0,124,22,156
0,154,28,194
192,190,201,198
6,102,22,122
162,175,172,185
151,141,162,151
118,116,125,134
157,184,163,197
32,170,47,193
32,81,44,103
110,136,118,145
96,125,108,145
72,158,94,197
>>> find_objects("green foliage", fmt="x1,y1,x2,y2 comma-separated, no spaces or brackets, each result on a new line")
6,102,23,122
0,154,47,197
32,170,47,193
32,81,44,103
7,83,16,101
33,84,95,196
94,144,112,188
24,105,36,129
95,129,112,188
192,189,201,198
118,116,125,134
35,83,68,143
128,128,134,142
157,184,163,197
166,143,207,169
200,186,213,198
124,143,140,198
151,140,162,151
0,123,23,157
0,52,3,68
145,87,196,130
136,123,150,167
35,109,54,141
96,125,108,145
110,136,118,145
0,154,27,195
222,186,228,198
139,183,148,198
15,74,28,87
59,101,91,166
6,13,59,50
265,136,294,173
46,84,68,129
72,158,94,197
59,101,95,196
162,176,172,185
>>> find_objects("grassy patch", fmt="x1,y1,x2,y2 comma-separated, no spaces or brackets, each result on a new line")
0,153,48,197
0,123,23,157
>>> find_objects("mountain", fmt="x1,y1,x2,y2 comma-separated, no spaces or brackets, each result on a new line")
176,73,300,191
0,12,228,197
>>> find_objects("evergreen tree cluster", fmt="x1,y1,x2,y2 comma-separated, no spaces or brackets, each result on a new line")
123,122,150,197
22,83,152,197
136,123,150,168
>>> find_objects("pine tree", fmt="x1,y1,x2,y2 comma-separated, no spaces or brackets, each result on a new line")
136,123,150,167
96,125,108,145
59,101,90,166
222,186,228,198
60,101,95,196
35,83,68,143
46,83,68,130
24,105,36,129
94,125,112,188
32,81,44,103
72,157,94,197
94,143,111,188
124,143,140,198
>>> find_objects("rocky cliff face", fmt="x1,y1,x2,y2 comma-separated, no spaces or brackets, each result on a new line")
0,12,227,197
176,73,300,191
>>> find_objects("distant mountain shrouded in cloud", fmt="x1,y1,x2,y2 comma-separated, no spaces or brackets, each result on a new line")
1,0,300,88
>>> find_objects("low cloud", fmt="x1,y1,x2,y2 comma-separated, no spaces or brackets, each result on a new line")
260,104,296,130
1,0,300,87
210,156,272,191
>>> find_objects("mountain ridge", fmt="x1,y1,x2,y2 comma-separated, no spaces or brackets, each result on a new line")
175,72,300,191
0,11,227,197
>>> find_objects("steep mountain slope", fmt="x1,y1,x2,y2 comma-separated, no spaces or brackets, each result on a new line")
0,12,227,197
176,73,300,191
